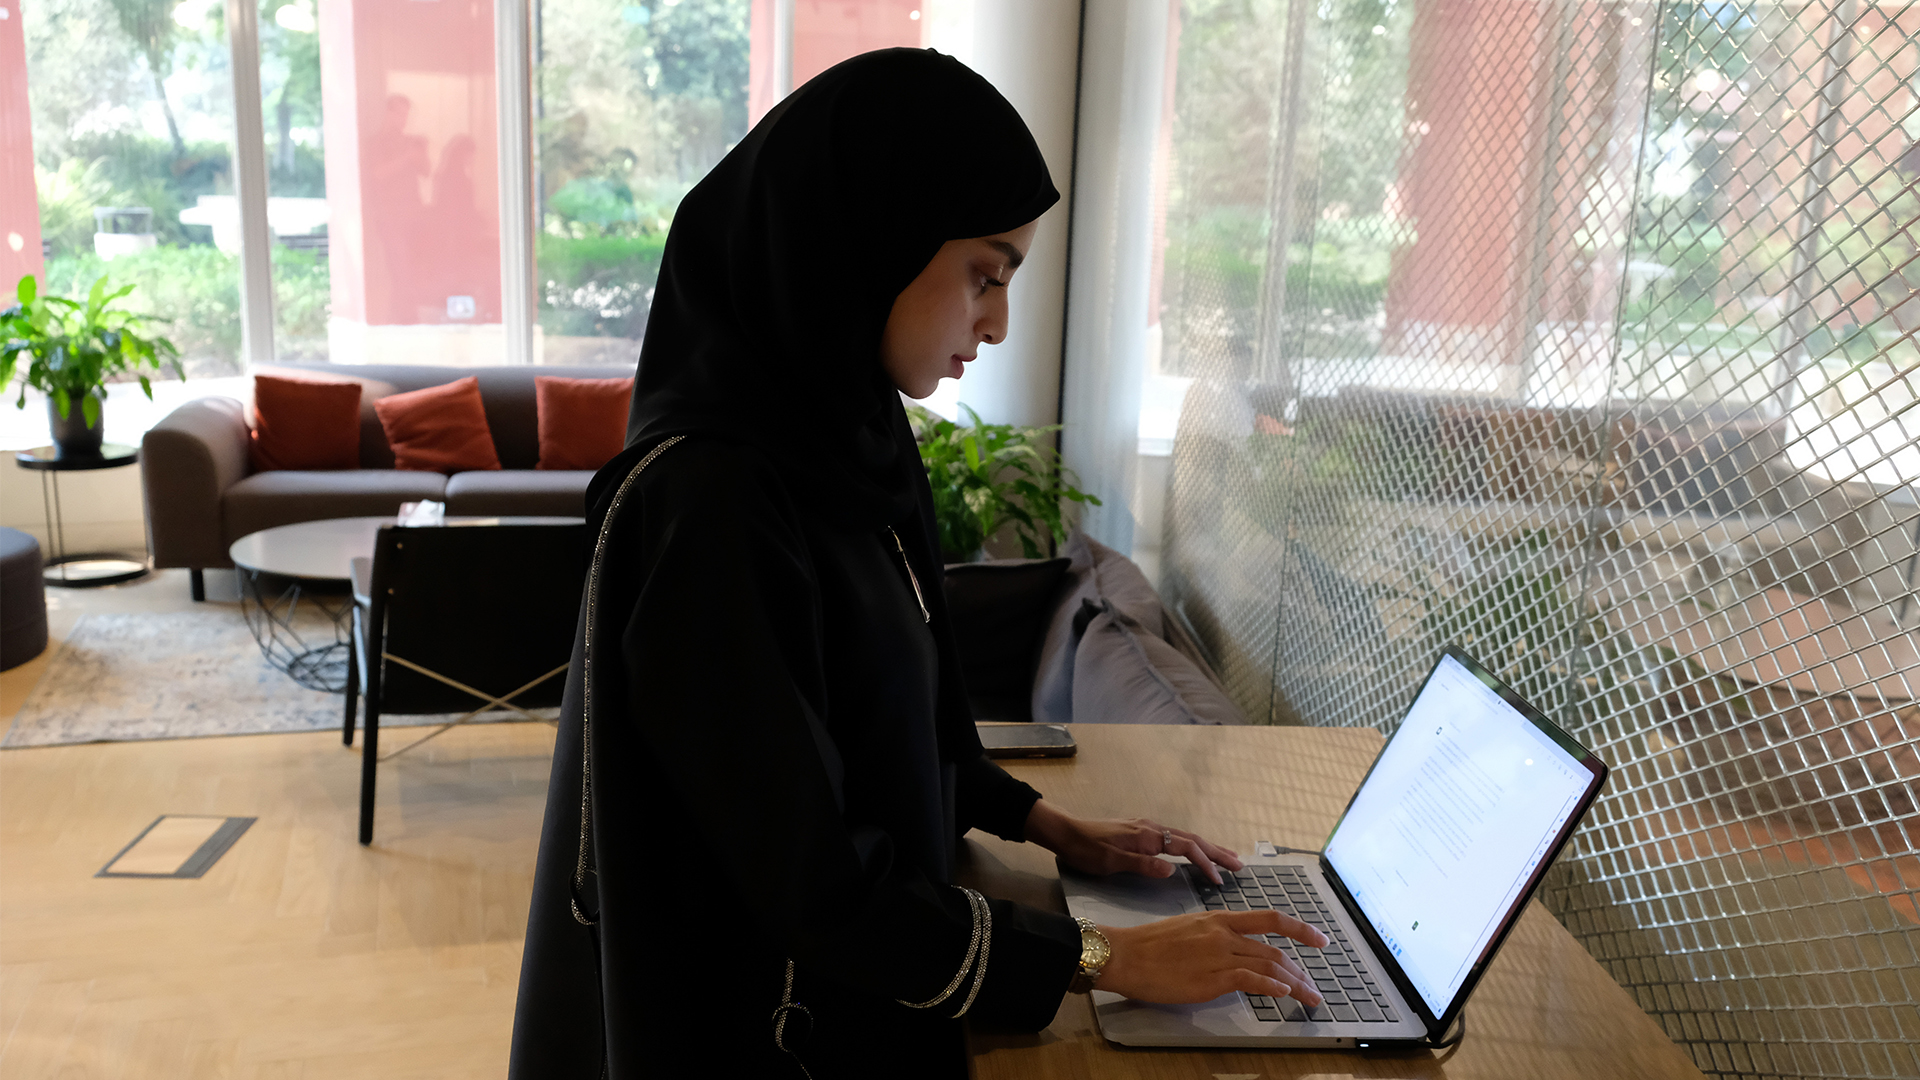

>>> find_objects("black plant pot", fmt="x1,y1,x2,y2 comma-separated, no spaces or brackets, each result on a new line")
47,393,105,458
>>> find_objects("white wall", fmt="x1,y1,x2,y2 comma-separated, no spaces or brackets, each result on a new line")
919,0,1082,429
0,377,250,558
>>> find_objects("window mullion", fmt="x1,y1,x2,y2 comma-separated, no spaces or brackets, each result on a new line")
224,0,276,367
497,0,535,365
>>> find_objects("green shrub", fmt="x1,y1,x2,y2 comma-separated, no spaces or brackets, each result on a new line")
43,134,234,251
271,246,332,358
40,240,343,373
536,233,665,339
46,245,240,370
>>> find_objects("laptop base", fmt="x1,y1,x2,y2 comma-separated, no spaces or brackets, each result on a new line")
1061,855,1429,1047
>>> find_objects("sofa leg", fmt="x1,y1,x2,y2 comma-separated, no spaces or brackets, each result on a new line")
190,568,205,602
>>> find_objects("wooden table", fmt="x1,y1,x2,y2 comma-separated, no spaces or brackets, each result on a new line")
960,724,1705,1080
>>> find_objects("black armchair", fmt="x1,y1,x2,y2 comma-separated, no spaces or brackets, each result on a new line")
345,520,588,844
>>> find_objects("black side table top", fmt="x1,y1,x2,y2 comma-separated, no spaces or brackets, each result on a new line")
14,444,140,471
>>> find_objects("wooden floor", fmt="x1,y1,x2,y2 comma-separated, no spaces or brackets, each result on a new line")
0,570,554,1078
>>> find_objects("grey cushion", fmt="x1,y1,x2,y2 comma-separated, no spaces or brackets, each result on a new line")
1031,534,1101,723
1069,598,1243,725
1031,531,1239,725
1034,532,1165,722
223,470,447,544
444,470,593,516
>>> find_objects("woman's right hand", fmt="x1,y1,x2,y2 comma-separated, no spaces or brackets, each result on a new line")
1095,910,1328,1007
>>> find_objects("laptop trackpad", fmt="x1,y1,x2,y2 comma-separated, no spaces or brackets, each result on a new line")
1058,865,1197,927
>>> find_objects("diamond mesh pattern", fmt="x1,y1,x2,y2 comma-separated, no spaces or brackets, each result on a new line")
1154,1,1920,1075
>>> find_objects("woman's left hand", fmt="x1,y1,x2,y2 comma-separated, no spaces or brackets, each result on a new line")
1024,799,1242,884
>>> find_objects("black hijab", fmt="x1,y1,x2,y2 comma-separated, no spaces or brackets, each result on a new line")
592,47,1060,542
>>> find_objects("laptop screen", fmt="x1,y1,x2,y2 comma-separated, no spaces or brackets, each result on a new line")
1325,653,1596,1018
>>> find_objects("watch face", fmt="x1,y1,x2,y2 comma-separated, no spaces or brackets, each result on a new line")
1080,927,1110,970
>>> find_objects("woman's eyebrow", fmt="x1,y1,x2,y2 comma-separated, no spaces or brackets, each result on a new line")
985,240,1025,270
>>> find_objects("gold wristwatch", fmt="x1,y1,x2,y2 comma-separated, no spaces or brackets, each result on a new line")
1067,917,1111,994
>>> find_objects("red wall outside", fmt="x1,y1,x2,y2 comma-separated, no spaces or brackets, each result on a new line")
749,0,927,128
1,0,43,294
318,0,501,328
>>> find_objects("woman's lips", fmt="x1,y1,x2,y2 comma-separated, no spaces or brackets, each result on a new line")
949,354,970,379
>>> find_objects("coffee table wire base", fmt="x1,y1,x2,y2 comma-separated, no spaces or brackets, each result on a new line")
238,569,354,693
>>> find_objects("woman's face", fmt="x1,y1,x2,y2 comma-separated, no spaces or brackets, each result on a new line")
880,219,1041,400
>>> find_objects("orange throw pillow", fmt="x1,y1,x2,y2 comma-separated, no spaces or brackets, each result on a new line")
372,376,502,474
250,373,363,471
535,375,634,471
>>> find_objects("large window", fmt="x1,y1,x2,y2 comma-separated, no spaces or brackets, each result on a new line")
533,0,750,366
531,0,924,367
1101,1,1920,1076
12,0,927,386
23,0,245,377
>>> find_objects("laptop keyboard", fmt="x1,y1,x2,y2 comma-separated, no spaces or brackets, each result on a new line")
1193,863,1402,1025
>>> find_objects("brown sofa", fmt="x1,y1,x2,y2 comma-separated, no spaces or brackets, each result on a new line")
141,363,624,599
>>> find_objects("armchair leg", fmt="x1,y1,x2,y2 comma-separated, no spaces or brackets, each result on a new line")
190,568,205,602
359,700,379,845
342,634,360,746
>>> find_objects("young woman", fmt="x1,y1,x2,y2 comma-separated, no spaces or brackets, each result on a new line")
508,49,1327,1078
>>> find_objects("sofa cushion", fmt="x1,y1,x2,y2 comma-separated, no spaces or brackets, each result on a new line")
374,376,502,474
1069,598,1242,724
536,375,634,470
252,366,399,469
249,373,363,471
1035,532,1165,722
1088,534,1165,629
1032,531,1237,724
943,557,1071,719
223,470,447,544
1030,534,1099,723
444,470,594,517
264,363,637,470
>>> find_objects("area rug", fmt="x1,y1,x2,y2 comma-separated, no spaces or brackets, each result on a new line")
3,611,553,749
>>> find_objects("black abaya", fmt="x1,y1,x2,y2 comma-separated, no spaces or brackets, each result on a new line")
509,49,1081,1077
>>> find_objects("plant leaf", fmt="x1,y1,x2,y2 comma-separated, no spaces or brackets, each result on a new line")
16,275,35,305
81,390,100,428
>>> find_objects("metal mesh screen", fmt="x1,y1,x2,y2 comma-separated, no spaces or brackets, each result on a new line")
1154,0,1920,1076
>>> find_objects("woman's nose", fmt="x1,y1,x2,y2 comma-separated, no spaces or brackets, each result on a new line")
980,300,1010,346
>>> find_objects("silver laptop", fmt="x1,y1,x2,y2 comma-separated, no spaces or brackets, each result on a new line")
1062,646,1608,1049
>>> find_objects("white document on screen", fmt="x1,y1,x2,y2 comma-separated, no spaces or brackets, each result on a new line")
1326,655,1590,1016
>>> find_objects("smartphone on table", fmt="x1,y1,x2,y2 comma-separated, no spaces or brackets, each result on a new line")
976,722,1077,759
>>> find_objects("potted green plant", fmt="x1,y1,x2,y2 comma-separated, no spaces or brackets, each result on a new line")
0,274,181,457
907,403,1101,562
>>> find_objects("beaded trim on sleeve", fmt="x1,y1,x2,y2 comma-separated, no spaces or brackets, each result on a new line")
896,887,994,1018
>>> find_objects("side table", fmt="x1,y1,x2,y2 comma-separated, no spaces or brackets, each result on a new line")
13,444,150,588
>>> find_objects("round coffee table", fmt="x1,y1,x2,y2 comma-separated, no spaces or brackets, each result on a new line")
229,518,383,692
229,516,584,692
14,443,149,587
